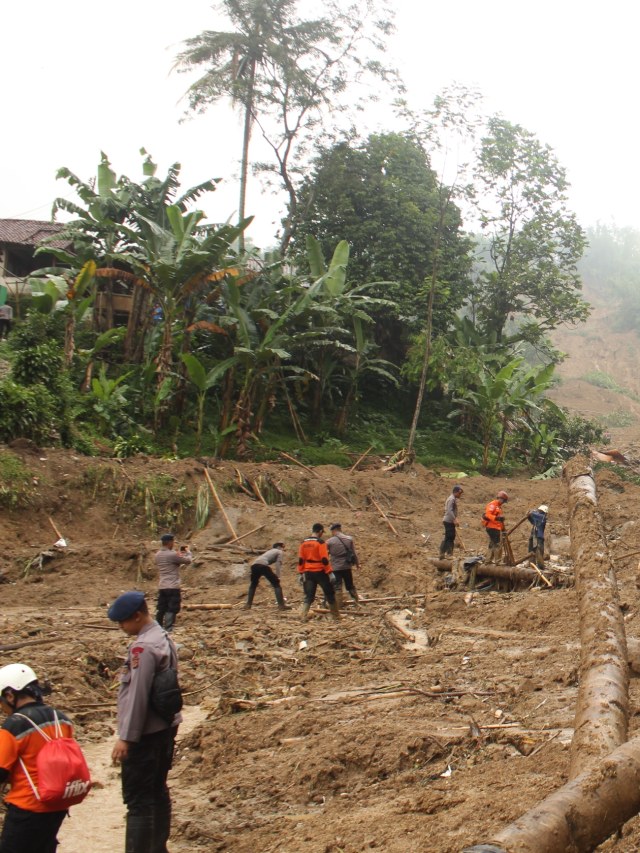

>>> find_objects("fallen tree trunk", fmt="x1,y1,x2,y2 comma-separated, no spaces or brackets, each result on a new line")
462,732,640,853
430,558,549,586
564,455,629,778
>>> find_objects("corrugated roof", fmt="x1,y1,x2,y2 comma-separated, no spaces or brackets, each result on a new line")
0,218,68,249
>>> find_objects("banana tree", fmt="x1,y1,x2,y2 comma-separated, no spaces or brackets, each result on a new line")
181,352,235,452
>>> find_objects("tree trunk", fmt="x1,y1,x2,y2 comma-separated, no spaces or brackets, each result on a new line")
465,454,631,852
563,455,628,778
238,61,256,255
463,733,640,853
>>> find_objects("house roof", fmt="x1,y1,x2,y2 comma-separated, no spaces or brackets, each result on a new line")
0,219,68,249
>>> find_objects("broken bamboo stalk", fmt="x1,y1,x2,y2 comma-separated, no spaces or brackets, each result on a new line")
279,451,355,509
0,636,60,652
183,604,235,611
227,524,266,544
249,479,268,506
529,561,553,588
384,612,415,642
369,496,399,536
203,468,238,540
349,445,373,473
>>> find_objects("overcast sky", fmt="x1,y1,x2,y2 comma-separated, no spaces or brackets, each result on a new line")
2,0,636,248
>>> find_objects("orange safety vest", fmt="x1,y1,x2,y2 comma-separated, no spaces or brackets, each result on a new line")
298,537,330,573
482,500,505,531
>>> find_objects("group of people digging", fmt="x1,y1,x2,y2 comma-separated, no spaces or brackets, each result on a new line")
439,484,549,568
242,521,360,620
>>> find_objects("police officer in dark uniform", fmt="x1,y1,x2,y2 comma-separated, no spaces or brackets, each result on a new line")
108,591,180,853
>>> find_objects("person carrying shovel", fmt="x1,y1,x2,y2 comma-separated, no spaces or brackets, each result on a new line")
482,491,509,563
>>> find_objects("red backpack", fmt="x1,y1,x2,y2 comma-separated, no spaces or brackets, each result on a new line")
16,711,92,810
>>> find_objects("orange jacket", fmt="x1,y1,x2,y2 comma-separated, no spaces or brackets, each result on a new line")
298,537,331,573
482,499,505,531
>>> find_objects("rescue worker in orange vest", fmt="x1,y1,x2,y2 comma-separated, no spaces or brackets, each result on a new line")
298,523,340,621
482,490,509,563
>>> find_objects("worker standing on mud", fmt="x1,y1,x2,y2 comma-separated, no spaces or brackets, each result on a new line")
243,543,290,610
0,664,76,853
155,532,192,632
298,523,340,621
108,591,181,853
327,522,360,606
482,491,509,563
528,504,548,569
439,485,464,559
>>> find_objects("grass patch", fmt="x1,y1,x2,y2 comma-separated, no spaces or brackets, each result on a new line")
582,371,640,402
0,451,33,507
598,409,636,428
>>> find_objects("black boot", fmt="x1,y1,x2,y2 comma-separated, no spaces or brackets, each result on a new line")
274,586,290,611
126,814,154,853
151,803,171,853
243,584,256,610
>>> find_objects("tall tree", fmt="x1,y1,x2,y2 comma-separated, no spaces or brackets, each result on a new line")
293,132,472,361
175,0,399,254
473,117,589,345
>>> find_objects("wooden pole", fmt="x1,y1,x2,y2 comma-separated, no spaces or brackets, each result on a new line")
250,479,268,506
203,468,238,540
384,612,415,642
506,514,531,536
349,445,373,473
227,524,265,544
48,516,64,540
369,496,399,536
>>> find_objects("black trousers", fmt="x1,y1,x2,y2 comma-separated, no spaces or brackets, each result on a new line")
249,564,281,591
333,569,355,593
156,589,181,631
122,728,176,815
0,804,66,853
486,528,501,546
440,522,456,556
303,571,335,605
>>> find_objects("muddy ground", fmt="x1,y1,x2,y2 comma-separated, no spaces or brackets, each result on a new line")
3,295,640,851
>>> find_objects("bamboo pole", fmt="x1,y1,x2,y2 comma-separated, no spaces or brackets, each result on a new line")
203,468,238,540
384,612,415,642
349,445,373,473
279,451,355,509
369,496,399,536
249,479,268,506
529,561,552,588
227,524,265,544
183,604,235,611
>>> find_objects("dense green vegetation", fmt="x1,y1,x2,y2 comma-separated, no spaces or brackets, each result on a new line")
0,0,608,474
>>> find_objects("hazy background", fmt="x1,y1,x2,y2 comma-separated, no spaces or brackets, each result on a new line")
2,0,634,246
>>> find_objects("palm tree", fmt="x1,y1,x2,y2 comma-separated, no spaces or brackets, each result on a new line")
175,0,333,253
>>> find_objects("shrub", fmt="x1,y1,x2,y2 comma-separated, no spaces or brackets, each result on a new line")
0,380,56,443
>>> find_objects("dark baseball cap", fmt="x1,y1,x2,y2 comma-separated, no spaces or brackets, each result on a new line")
329,522,341,530
107,591,146,622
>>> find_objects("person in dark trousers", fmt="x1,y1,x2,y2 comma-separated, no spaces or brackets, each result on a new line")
482,490,509,563
439,485,463,558
326,522,360,606
0,664,74,853
155,533,192,632
298,523,340,621
108,591,180,853
528,504,548,569
243,543,289,610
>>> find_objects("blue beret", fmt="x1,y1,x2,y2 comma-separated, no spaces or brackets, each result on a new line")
107,591,146,622
160,533,175,543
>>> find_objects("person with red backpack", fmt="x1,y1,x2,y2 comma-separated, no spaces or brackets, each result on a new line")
482,490,509,563
0,663,87,853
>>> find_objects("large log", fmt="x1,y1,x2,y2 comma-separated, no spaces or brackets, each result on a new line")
462,732,640,853
563,455,629,778
429,558,546,585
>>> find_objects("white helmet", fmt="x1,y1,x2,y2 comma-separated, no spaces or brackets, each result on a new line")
0,664,38,694
538,504,549,514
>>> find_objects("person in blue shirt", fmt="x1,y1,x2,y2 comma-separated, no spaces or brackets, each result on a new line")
528,505,548,569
